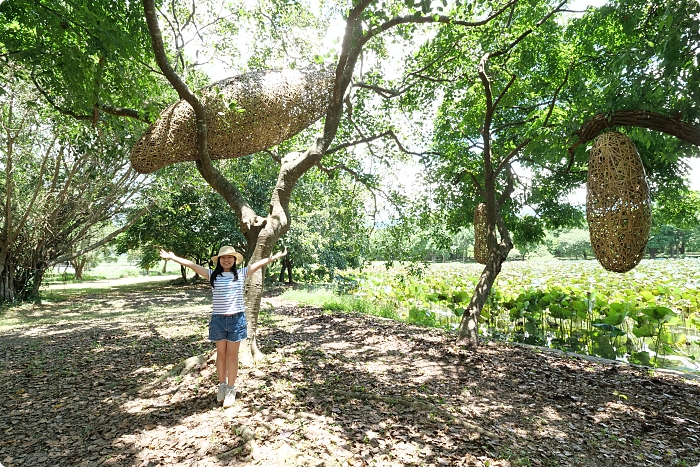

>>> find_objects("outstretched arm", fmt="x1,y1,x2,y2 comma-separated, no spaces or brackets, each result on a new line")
248,248,288,276
160,250,210,279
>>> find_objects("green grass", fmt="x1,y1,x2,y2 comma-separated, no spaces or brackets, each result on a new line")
44,255,182,284
280,287,399,320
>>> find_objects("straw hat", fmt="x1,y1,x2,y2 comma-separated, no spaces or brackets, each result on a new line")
211,246,244,265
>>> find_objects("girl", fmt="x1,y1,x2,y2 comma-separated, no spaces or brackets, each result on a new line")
160,245,287,408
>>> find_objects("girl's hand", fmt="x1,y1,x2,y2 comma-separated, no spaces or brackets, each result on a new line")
277,248,288,259
159,249,174,260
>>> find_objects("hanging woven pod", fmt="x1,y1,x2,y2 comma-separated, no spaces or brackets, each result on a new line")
130,66,335,174
586,132,652,273
473,203,489,264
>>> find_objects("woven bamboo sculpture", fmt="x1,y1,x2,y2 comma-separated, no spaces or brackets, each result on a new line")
586,132,651,273
130,67,335,174
473,203,489,265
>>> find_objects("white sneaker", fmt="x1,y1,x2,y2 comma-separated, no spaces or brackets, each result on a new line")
217,383,227,403
223,385,236,408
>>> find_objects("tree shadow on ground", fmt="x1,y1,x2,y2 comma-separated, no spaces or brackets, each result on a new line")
1,286,700,467
251,305,700,467
0,283,229,467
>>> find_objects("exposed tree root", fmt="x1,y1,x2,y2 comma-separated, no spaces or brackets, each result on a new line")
131,352,213,395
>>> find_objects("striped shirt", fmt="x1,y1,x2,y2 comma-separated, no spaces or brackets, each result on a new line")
209,267,248,315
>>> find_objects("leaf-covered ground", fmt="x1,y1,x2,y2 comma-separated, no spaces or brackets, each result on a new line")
1,279,699,467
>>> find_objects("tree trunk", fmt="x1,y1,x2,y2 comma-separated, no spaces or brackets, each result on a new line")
71,257,87,281
286,257,293,283
30,268,45,302
279,255,293,284
162,259,168,274
180,265,188,284
243,223,282,362
456,242,511,349
12,258,46,303
0,254,16,303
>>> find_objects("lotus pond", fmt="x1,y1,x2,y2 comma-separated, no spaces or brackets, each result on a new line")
347,258,700,374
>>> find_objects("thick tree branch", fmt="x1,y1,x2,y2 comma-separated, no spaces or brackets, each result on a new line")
11,135,57,245
352,82,401,98
496,138,532,175
100,104,151,122
492,73,517,111
142,0,263,232
542,66,570,128
497,164,516,208
566,110,700,171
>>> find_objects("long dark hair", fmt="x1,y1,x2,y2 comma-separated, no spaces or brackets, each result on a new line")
210,258,239,288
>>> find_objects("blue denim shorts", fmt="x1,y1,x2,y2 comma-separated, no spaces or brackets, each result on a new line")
209,313,248,342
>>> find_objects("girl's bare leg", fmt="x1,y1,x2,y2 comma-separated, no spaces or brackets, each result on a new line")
225,340,241,387
215,340,228,384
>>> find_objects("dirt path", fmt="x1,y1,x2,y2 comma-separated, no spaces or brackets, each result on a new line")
41,274,181,290
1,283,699,466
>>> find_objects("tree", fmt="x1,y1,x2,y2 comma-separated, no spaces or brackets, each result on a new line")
0,0,167,123
282,168,371,283
70,233,115,280
395,0,584,346
0,78,151,301
510,215,546,260
393,0,700,348
546,228,593,260
0,0,170,300
136,0,520,358
116,164,247,283
118,150,370,284
451,227,475,262
649,189,700,257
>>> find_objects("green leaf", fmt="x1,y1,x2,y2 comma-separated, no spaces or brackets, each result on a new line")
452,291,470,304
644,306,677,323
640,290,656,302
633,324,655,338
660,330,685,346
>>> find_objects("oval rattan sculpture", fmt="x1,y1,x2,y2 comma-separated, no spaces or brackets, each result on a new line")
473,203,489,265
586,132,651,273
130,67,335,174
